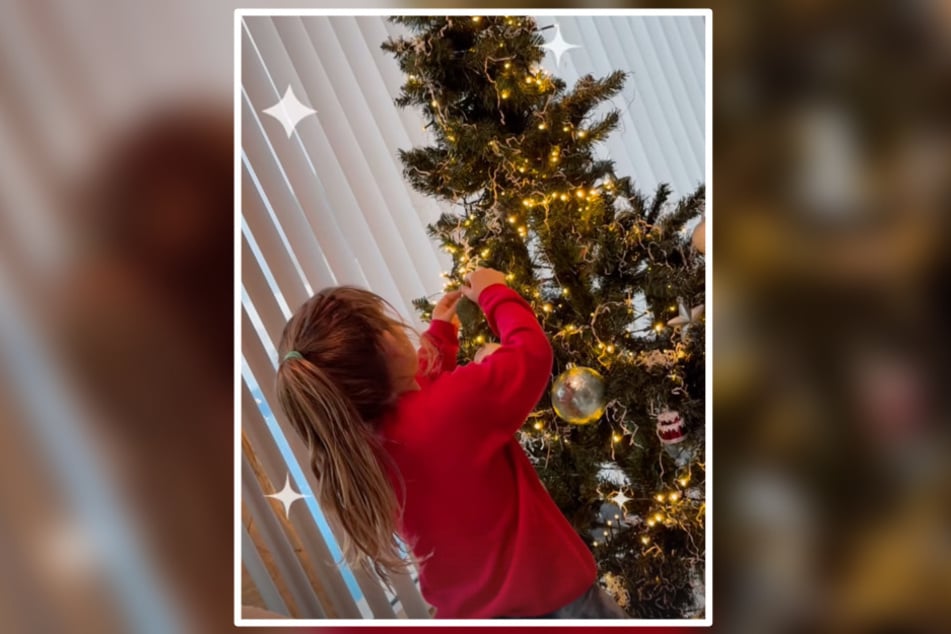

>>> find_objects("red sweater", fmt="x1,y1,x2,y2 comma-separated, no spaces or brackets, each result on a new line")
378,284,597,618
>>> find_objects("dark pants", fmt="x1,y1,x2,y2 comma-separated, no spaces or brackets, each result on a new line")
538,583,629,619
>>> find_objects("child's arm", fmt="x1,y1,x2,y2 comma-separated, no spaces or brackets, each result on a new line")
432,281,554,443
417,318,459,377
416,290,461,379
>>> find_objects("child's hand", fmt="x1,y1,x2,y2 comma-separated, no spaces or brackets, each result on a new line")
432,290,462,328
461,267,507,303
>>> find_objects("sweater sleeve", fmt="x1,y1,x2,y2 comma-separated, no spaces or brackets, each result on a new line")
417,318,459,381
428,284,554,442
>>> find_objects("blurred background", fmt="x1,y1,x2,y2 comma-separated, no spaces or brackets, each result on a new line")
0,0,948,632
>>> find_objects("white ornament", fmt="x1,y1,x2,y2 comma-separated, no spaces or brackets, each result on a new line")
667,299,704,329
598,462,632,488
265,474,311,519
691,217,706,254
262,85,317,138
656,410,686,445
541,24,581,68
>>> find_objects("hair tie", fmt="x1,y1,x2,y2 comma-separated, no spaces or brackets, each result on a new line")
283,350,304,362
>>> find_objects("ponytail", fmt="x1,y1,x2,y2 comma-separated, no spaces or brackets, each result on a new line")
277,355,409,581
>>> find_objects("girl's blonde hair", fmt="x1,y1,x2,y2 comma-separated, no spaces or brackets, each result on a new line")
275,287,431,581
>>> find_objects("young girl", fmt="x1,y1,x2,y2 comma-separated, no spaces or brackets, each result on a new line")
276,267,627,619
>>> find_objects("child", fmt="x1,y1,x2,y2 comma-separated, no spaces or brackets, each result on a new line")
276,267,627,619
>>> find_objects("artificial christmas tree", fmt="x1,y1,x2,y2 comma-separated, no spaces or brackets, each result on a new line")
384,15,706,618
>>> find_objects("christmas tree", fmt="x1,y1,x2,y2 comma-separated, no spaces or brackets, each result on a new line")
383,16,706,618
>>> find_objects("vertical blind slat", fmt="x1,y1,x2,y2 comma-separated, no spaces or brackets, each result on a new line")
241,523,291,616
241,455,326,618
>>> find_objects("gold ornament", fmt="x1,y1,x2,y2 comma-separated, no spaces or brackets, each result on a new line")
551,366,606,424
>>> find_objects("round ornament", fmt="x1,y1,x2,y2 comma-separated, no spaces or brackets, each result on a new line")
656,409,686,444
551,366,606,424
691,217,706,254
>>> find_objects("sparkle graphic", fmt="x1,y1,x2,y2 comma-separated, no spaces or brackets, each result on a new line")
541,24,581,67
609,490,634,513
262,85,317,138
265,474,311,519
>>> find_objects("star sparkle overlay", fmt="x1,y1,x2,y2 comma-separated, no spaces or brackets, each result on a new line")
541,24,581,68
265,474,311,519
262,85,317,138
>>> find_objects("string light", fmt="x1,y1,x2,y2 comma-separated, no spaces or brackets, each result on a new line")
578,130,587,139
654,323,665,333
669,492,681,502
656,493,665,502
471,16,482,23
525,75,534,84
538,122,547,130
641,536,650,545
611,433,622,444
678,476,689,487
533,421,544,430
501,89,511,99
475,335,485,344
559,193,569,201
481,248,490,258
543,303,553,313
508,215,517,224
505,273,515,281
431,99,438,107
504,61,512,69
